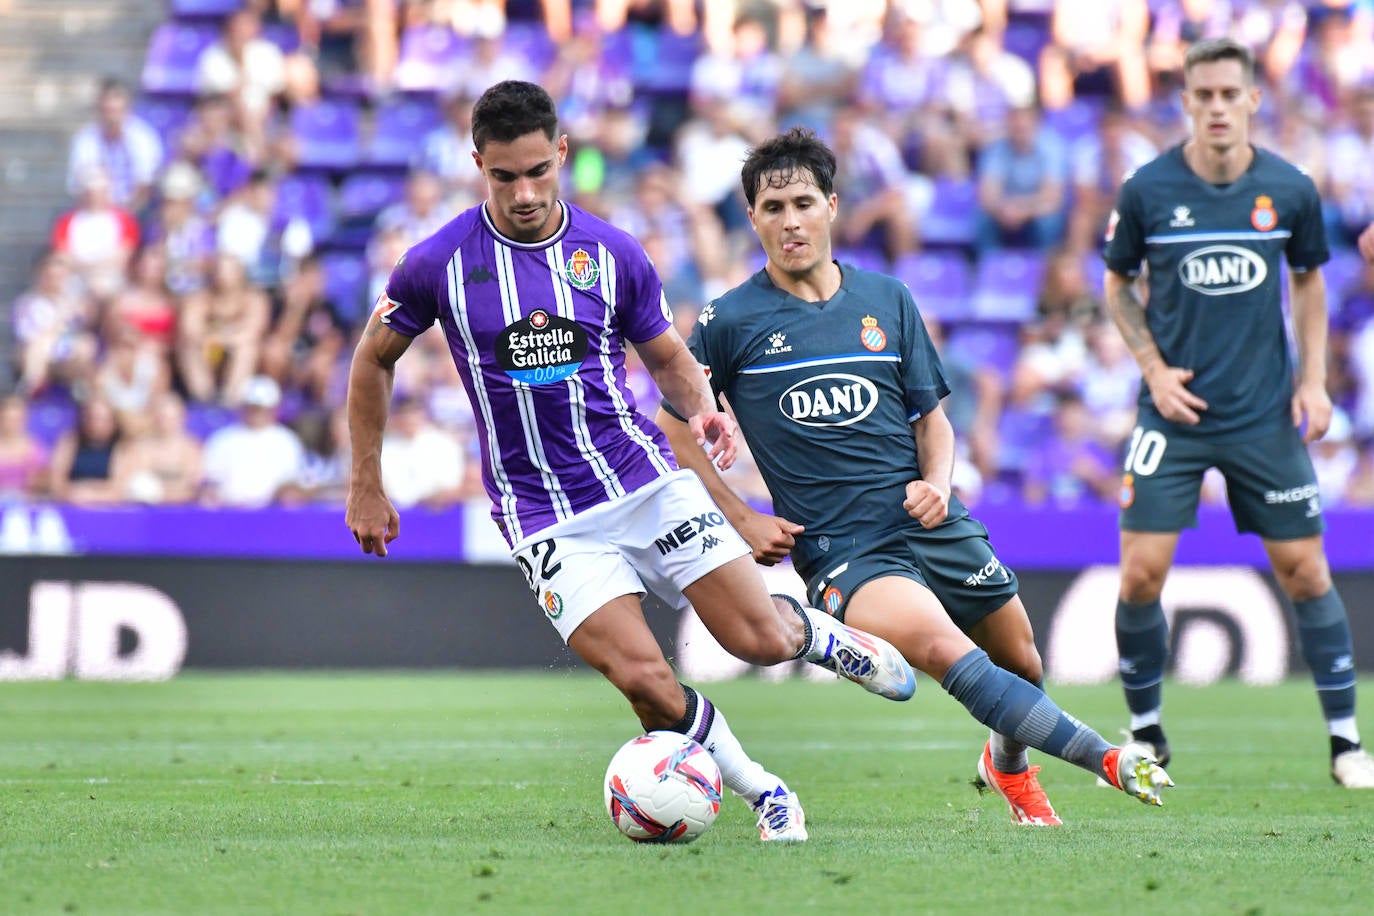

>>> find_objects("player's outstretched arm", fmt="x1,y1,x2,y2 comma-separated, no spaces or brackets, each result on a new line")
345,312,414,557
636,327,737,470
1289,267,1333,443
655,404,803,566
1105,269,1208,425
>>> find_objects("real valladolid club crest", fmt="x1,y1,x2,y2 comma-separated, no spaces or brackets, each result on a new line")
860,315,887,352
565,247,600,289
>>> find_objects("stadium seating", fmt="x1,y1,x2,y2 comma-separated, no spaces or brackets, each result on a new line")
141,21,219,95
135,95,195,150
892,251,975,322
921,178,979,251
170,0,244,17
971,250,1046,321
319,250,370,325
273,172,336,241
394,25,468,93
331,172,408,248
289,99,363,172
366,97,442,169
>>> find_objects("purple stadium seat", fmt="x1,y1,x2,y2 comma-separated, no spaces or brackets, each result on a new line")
171,0,244,16
26,398,77,448
394,25,468,93
833,247,889,273
971,250,1046,321
1325,249,1366,301
1081,251,1107,296
921,178,979,250
994,404,1054,473
319,251,371,324
290,99,363,171
945,321,1022,377
503,21,557,71
186,402,238,440
632,28,701,93
259,21,302,54
1044,98,1105,148
892,251,974,321
142,21,220,95
366,97,442,168
336,172,407,220
274,172,335,239
136,95,195,150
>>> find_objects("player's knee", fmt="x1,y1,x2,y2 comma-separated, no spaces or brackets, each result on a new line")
1118,564,1166,604
1006,643,1044,685
1274,553,1332,602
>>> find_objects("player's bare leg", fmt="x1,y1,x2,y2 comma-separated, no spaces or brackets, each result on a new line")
1264,536,1373,788
685,556,916,701
568,595,807,838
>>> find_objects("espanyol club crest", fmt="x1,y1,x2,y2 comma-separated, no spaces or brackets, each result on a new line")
1251,195,1278,232
565,247,600,289
822,586,844,616
860,315,887,352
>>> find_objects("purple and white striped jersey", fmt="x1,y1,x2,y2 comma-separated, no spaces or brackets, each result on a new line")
380,200,679,545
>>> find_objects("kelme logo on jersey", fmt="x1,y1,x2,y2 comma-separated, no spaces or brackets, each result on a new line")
564,248,600,289
496,309,589,385
778,373,879,428
1177,245,1267,296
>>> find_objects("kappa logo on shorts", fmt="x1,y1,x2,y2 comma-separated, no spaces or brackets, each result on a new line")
699,534,723,554
654,512,726,556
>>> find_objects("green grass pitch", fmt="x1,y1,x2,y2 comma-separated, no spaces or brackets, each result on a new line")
3,672,1370,915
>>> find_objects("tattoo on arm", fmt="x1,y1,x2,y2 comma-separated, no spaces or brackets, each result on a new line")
1108,279,1162,373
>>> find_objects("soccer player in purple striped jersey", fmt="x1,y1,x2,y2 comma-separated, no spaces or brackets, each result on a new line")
344,80,918,841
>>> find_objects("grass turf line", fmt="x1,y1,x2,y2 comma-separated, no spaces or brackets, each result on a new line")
2,673,1370,915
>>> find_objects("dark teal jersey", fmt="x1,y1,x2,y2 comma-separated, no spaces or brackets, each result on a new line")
1103,145,1329,441
677,263,961,583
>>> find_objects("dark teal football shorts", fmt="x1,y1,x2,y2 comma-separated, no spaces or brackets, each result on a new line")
1118,416,1325,539
802,515,1019,631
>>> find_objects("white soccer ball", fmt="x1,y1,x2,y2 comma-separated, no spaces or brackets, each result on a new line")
604,731,723,843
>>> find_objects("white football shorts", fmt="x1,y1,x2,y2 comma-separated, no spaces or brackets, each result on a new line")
509,469,751,642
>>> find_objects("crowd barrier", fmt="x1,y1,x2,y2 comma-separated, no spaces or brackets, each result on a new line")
2,508,1373,680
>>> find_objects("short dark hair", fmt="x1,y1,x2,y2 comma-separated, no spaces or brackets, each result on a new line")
471,80,559,152
739,127,837,207
1183,38,1255,83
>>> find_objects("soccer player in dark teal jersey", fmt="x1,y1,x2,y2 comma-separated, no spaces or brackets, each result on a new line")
656,127,1176,823
1103,38,1373,788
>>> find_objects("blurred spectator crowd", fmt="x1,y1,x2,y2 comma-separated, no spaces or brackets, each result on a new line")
6,0,1374,511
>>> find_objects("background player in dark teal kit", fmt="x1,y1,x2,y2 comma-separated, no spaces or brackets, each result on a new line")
657,127,1176,823
1103,38,1373,788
